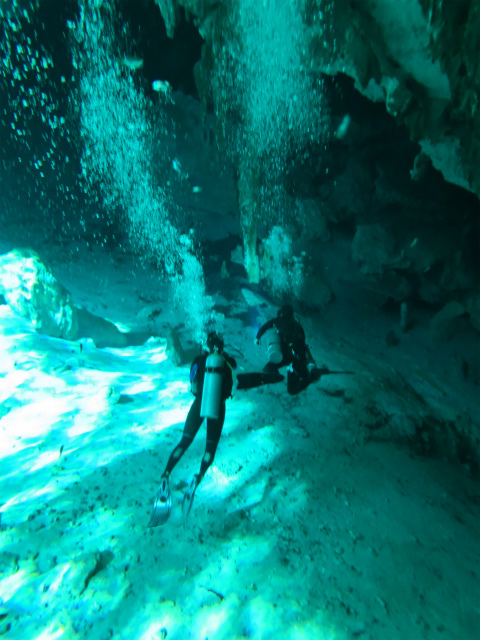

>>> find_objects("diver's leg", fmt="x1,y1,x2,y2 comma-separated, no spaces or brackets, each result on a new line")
161,397,203,478
149,398,203,527
182,403,226,524
196,401,226,481
237,371,284,389
287,364,310,395
149,398,201,527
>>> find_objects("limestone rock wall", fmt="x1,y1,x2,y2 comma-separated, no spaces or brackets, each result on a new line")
308,0,479,197
155,0,480,198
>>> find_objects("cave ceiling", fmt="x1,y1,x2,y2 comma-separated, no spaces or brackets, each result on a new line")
155,0,480,199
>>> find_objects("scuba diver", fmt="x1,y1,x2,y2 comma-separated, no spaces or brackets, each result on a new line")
255,304,319,395
149,331,237,527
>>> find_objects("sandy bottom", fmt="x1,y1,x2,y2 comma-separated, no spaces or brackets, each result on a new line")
0,232,479,640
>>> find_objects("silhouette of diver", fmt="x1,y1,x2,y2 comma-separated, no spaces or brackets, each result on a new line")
255,304,319,395
149,331,236,527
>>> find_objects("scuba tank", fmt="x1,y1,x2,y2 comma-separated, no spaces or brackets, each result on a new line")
265,328,283,364
200,351,225,419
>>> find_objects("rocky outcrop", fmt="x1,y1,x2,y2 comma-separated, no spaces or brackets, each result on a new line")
148,0,480,338
152,0,479,324
0,248,78,340
0,249,127,348
306,0,479,197
155,0,480,197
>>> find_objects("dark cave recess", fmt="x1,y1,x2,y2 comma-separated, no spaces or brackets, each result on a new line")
118,0,203,98
2,1,478,256
19,0,204,99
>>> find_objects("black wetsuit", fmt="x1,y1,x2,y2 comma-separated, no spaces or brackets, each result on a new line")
256,317,315,395
162,351,237,480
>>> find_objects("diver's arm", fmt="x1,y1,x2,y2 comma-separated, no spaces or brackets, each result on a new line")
224,354,237,369
256,319,275,341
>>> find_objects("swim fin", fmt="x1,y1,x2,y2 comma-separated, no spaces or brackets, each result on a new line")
236,372,284,390
148,477,172,527
182,474,200,526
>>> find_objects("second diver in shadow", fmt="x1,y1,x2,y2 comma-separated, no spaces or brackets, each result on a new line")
255,304,320,395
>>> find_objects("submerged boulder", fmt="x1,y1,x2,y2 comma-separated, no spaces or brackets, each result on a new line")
352,224,410,275
0,248,78,340
0,248,127,348
466,295,480,333
429,300,466,342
